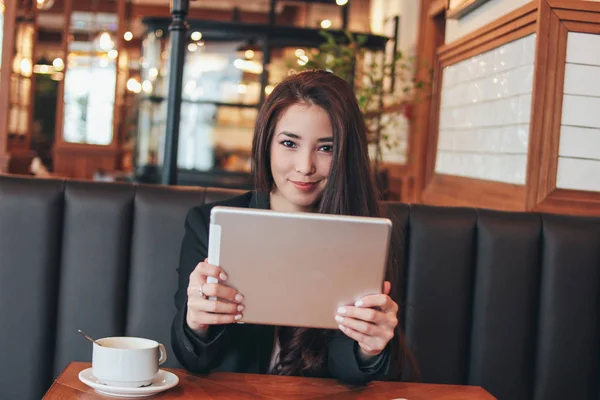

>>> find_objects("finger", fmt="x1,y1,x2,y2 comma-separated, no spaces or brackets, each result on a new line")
188,297,245,315
188,311,243,327
338,305,385,324
200,283,244,304
354,294,398,313
383,281,391,296
189,261,228,284
335,315,383,338
337,324,384,353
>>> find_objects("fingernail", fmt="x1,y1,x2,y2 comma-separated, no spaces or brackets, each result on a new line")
220,272,228,281
335,315,344,323
339,324,346,331
355,300,364,307
237,304,245,312
337,307,347,315
235,294,244,303
235,314,243,320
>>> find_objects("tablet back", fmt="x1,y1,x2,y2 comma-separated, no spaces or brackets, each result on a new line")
208,206,392,330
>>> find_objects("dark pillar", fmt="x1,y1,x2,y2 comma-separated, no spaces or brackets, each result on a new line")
259,0,276,106
390,16,400,92
341,2,349,31
269,0,276,25
161,0,189,185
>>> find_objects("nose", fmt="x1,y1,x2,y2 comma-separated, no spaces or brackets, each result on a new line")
295,150,316,175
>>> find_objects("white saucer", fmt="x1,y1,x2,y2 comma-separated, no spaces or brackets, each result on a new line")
78,368,179,398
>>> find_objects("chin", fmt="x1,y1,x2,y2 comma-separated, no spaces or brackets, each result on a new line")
284,188,323,209
294,194,320,208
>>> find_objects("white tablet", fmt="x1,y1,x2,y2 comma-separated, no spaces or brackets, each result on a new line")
207,206,392,330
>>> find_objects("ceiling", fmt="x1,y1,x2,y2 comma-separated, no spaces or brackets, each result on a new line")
131,0,275,13
130,0,341,13
35,0,346,38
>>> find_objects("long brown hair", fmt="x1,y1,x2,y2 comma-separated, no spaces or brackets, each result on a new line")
252,70,418,380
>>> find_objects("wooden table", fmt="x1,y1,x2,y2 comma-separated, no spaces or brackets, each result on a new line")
44,362,496,399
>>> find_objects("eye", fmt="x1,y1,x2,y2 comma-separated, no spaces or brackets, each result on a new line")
319,144,334,153
280,140,296,148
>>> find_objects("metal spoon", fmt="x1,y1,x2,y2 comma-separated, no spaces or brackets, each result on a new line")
78,330,102,346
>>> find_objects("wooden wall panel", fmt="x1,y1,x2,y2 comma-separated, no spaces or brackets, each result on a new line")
530,0,600,216
53,146,120,179
419,3,537,211
52,0,123,179
409,0,446,203
0,155,9,173
0,0,17,172
381,163,410,201
423,175,526,211
526,0,565,209
413,0,600,216
438,3,537,65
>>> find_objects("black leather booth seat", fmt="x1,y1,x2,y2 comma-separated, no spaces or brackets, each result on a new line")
1,174,598,400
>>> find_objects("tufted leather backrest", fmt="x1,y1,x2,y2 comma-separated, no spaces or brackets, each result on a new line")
0,174,599,400
0,177,64,400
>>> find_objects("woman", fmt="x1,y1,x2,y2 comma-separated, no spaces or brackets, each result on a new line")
171,70,416,384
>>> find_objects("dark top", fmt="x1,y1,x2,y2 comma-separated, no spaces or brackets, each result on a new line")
170,191,391,384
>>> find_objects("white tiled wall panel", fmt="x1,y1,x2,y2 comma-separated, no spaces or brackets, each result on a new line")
563,64,600,97
561,95,600,129
565,32,600,66
435,34,536,185
435,153,528,184
557,158,600,192
437,125,529,153
559,126,600,160
557,32,600,192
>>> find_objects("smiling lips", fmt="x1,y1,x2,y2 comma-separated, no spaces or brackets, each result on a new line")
290,180,319,192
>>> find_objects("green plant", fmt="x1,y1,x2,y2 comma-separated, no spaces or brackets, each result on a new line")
289,31,429,167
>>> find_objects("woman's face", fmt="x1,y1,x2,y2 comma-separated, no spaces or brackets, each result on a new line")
269,103,334,212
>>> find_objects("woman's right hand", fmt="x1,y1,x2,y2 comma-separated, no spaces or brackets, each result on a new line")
185,258,245,337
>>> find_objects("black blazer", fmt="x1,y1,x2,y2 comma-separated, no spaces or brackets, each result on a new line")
170,191,391,384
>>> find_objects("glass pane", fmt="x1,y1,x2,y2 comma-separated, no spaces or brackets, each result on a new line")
17,105,28,133
140,31,167,97
33,4,64,170
176,103,255,172
11,22,35,77
136,99,166,167
10,75,20,104
8,4,35,137
136,33,261,174
268,47,303,88
211,106,255,172
63,54,116,144
8,106,18,133
177,102,217,171
8,77,30,141
20,77,31,105
183,41,263,105
62,7,117,145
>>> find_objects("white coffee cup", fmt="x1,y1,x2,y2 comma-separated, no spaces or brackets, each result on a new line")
91,337,167,388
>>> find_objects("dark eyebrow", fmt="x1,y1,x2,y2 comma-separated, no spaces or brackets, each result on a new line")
278,131,333,143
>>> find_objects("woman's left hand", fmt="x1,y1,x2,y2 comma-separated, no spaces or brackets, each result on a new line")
335,281,398,357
